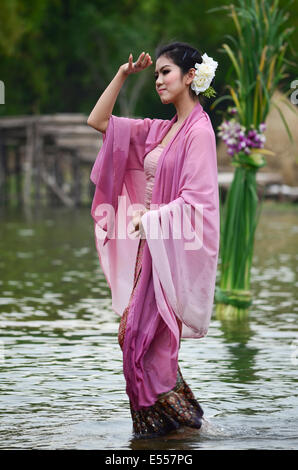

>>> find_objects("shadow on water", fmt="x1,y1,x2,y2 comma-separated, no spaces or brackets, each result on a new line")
0,202,297,449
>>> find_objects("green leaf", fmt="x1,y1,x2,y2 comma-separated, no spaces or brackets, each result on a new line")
278,96,298,116
210,94,234,110
222,43,241,78
271,100,294,144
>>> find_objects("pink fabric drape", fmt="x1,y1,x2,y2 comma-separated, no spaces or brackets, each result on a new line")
90,101,220,410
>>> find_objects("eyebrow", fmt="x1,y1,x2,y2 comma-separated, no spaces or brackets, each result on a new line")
154,65,172,74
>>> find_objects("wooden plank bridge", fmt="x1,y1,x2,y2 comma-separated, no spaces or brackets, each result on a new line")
0,114,101,209
0,114,297,210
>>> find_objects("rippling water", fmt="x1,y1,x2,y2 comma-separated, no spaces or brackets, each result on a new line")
0,203,297,450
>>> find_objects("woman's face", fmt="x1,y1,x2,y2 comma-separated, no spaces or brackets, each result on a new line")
154,55,194,105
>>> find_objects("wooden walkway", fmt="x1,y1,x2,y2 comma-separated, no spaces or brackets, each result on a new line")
0,114,297,209
0,114,101,208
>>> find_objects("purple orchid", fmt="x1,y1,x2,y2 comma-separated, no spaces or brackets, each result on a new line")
218,119,266,157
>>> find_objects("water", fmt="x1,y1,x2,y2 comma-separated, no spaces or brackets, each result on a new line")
0,202,297,450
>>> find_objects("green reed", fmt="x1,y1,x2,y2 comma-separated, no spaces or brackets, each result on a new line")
208,0,296,316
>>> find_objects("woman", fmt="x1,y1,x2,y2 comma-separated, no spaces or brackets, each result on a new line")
88,42,220,439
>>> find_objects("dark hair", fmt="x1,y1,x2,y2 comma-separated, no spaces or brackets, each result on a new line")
155,41,211,105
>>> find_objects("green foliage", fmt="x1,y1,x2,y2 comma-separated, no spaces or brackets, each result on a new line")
0,0,297,118
202,86,217,98
213,1,298,315
210,0,297,131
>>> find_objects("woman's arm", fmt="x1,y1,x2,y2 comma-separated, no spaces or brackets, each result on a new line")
87,52,153,133
87,69,127,133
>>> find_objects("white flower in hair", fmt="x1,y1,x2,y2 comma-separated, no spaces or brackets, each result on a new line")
191,53,218,96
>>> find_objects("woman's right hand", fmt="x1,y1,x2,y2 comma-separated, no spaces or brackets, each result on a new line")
129,209,148,238
120,52,153,76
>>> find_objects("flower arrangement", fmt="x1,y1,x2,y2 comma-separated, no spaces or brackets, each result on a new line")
207,0,295,318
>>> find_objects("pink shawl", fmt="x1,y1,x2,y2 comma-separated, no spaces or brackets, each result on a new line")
90,101,220,410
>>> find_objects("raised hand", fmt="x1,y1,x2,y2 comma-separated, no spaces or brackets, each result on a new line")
120,52,153,76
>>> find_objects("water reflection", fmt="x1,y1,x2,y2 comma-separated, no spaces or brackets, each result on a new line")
0,203,297,449
218,316,259,385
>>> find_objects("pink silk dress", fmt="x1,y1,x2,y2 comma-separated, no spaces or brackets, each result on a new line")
90,101,220,439
144,144,165,210
118,143,204,439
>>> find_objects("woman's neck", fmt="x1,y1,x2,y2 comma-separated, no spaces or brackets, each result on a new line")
174,97,199,125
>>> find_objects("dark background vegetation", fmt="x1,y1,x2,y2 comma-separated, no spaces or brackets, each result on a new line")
0,0,297,128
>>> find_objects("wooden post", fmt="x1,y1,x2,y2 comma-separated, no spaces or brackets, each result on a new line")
44,149,53,205
34,123,43,208
15,145,22,207
23,122,35,209
55,148,64,202
0,129,5,206
72,149,81,206
0,129,6,206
